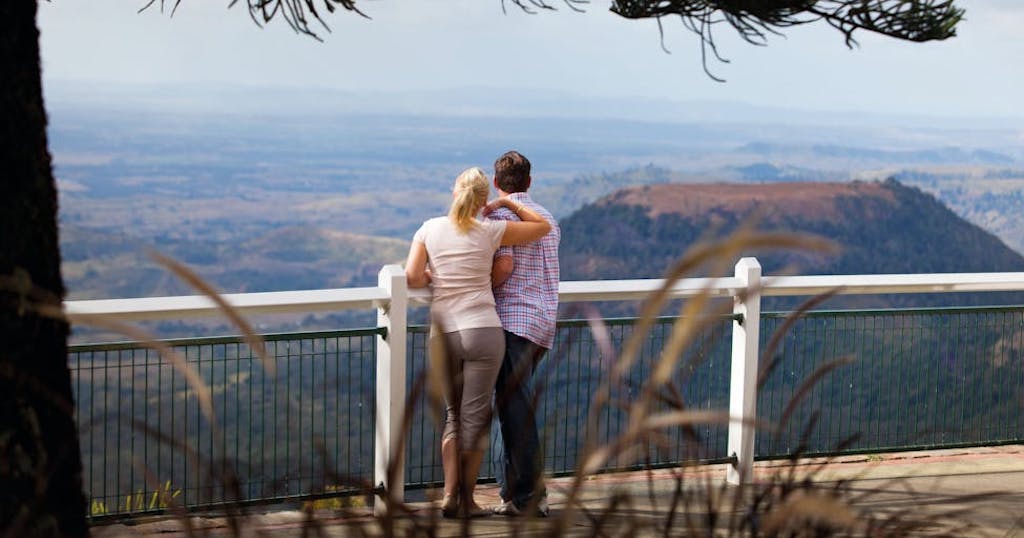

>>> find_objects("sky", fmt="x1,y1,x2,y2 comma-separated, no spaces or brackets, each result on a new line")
37,0,1024,121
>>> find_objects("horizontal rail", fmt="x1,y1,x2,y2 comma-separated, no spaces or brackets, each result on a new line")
558,277,742,302
64,286,389,322
63,271,1024,322
68,326,387,352
759,272,1024,296
558,272,1024,302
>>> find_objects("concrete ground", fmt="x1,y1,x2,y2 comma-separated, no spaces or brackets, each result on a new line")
92,445,1024,537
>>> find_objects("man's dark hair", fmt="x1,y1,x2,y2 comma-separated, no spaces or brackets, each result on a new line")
494,150,531,193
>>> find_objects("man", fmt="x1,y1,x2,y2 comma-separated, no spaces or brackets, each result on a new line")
486,150,560,517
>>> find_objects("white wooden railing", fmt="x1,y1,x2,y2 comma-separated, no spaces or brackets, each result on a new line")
63,258,1024,512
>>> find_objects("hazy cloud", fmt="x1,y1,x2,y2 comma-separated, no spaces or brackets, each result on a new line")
37,0,1024,120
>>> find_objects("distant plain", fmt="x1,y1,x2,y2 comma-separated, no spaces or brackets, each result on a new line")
48,88,1024,339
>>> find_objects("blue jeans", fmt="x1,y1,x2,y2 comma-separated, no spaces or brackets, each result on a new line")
493,331,547,508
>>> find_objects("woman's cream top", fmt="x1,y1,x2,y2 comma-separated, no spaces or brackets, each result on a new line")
413,217,507,334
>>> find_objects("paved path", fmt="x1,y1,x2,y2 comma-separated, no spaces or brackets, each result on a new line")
92,445,1024,537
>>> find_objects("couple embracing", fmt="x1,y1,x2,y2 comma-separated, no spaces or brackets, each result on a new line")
404,151,560,518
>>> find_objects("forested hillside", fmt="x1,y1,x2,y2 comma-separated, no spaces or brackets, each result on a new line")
559,178,1024,308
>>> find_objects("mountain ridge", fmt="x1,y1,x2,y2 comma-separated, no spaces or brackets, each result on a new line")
559,178,1024,308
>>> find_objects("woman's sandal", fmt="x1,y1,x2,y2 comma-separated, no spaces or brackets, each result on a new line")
441,494,490,518
441,493,459,519
461,502,491,518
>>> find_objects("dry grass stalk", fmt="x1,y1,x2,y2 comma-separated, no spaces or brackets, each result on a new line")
150,250,275,377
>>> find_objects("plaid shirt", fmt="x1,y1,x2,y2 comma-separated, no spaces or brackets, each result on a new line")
488,192,560,349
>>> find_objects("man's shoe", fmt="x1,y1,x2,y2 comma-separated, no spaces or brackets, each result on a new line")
492,499,522,516
537,497,549,518
493,497,548,517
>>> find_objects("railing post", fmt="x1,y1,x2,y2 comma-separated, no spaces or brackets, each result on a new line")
375,264,407,514
727,257,761,485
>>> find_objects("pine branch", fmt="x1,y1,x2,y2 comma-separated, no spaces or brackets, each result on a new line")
609,0,964,80
140,0,963,81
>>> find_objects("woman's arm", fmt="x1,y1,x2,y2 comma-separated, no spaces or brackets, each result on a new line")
404,241,432,288
485,198,552,246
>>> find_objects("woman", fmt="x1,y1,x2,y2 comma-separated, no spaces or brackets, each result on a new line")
405,167,551,517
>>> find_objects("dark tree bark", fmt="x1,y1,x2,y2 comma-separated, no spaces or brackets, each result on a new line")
0,1,89,536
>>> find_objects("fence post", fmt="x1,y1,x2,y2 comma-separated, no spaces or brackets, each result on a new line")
727,257,762,485
375,264,407,514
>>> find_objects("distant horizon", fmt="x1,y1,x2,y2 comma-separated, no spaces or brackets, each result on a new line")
43,78,1024,132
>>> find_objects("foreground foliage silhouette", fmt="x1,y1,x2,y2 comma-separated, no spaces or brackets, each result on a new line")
72,234,1015,537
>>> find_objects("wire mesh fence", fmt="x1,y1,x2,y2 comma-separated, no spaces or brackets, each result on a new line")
71,329,381,518
70,305,1024,519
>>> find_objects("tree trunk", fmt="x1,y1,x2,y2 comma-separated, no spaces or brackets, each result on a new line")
0,1,89,536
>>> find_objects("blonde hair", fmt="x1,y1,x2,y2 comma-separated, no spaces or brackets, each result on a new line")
448,167,490,233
